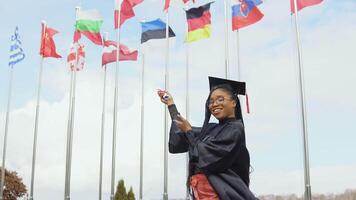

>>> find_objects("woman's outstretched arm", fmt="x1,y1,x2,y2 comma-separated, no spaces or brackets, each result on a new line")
157,90,200,153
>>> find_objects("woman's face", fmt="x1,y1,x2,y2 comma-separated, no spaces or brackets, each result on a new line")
208,89,236,120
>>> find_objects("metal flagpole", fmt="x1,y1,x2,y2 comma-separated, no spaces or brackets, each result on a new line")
67,61,78,200
223,0,230,78
184,4,190,196
139,52,145,200
64,7,80,200
98,32,108,200
163,10,170,200
292,0,312,200
111,0,122,198
29,21,47,200
236,30,241,80
0,66,14,200
185,43,190,200
64,67,74,200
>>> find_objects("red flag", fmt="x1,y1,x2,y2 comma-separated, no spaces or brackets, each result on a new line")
73,30,81,43
164,0,170,12
102,40,138,66
115,0,143,28
128,0,143,6
164,0,195,12
290,0,323,13
40,24,61,58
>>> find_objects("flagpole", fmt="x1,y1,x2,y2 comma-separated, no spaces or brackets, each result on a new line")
111,1,122,199
67,63,78,200
236,30,241,80
185,43,190,200
29,21,47,200
223,0,230,78
64,62,74,200
184,5,190,197
98,32,108,200
64,7,80,200
0,65,14,200
163,10,170,200
139,52,145,200
292,1,312,200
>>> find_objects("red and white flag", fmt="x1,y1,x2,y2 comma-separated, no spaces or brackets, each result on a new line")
290,0,323,13
164,0,195,12
102,40,138,66
67,43,85,71
115,0,144,28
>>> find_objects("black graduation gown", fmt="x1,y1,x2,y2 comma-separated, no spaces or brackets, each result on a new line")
168,104,257,200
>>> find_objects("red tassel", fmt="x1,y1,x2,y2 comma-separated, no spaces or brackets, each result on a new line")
246,94,250,114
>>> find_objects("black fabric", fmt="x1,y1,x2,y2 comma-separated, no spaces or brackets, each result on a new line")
218,117,236,125
141,28,175,43
209,76,246,96
186,2,213,20
168,105,256,200
168,104,180,120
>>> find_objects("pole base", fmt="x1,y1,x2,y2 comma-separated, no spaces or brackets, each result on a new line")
163,192,168,200
305,185,312,200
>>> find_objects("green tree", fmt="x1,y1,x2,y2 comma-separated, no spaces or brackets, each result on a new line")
0,168,27,200
114,179,128,200
127,187,135,200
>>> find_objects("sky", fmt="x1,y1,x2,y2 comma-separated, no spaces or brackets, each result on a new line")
0,0,356,199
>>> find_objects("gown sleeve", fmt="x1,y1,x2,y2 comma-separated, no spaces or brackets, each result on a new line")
168,104,201,153
192,122,245,173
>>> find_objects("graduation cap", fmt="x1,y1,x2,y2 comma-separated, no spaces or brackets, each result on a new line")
208,76,250,113
208,76,246,95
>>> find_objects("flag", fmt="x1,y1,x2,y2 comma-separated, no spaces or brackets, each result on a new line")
9,26,25,67
291,0,323,13
102,40,138,65
232,0,264,30
164,0,195,12
163,0,170,12
140,19,176,44
74,9,103,45
115,0,143,28
40,24,61,58
67,43,85,71
185,2,213,43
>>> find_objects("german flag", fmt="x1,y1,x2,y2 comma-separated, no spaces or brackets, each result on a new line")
185,2,213,43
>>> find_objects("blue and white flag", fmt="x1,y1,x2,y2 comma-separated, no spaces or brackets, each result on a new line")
9,26,25,67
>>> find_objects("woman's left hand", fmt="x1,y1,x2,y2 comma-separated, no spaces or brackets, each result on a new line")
174,115,192,133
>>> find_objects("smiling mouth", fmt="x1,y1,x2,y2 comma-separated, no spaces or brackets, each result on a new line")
212,108,222,115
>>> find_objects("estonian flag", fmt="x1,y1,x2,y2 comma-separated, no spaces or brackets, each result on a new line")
140,19,176,44
185,2,213,43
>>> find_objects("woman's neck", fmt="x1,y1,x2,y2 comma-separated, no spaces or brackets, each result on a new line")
219,117,236,124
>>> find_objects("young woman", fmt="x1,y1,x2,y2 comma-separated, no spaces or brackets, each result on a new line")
157,77,257,200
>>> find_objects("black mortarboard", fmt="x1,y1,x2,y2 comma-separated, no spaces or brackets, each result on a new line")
208,76,246,96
